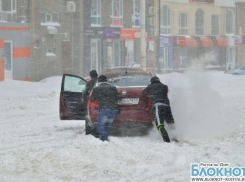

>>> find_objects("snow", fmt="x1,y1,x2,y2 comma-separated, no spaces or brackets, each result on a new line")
0,71,245,182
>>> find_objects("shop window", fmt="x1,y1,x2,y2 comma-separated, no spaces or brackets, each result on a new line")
195,9,204,35
160,5,170,35
226,11,233,34
112,41,122,66
132,0,140,27
91,39,101,72
91,0,101,26
179,13,188,35
111,0,123,27
211,15,219,35
0,0,17,22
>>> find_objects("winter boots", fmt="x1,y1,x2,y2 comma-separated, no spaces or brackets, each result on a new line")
157,124,170,143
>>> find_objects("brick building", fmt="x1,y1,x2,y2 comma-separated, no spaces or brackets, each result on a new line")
30,0,84,81
83,0,155,77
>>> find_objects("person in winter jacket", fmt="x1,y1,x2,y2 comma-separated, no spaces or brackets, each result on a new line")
142,76,175,143
90,75,122,141
82,70,98,107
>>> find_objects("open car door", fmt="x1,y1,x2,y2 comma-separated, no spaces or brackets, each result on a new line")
60,74,87,120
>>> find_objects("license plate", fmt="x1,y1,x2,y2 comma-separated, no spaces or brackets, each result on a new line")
118,98,139,105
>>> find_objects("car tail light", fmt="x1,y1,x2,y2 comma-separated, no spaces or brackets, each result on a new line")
88,101,98,108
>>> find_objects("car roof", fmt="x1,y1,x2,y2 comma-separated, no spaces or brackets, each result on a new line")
101,67,152,77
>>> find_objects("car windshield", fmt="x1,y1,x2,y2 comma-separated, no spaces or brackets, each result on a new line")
108,74,151,87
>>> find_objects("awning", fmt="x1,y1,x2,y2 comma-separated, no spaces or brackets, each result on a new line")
216,37,227,47
177,36,198,47
200,37,213,47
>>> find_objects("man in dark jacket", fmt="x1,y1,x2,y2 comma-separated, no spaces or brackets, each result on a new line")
82,70,98,107
90,75,122,141
142,76,175,143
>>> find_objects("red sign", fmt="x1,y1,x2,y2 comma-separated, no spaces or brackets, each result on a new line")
120,29,141,39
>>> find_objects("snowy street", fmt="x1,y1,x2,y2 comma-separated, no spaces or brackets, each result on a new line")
0,71,245,182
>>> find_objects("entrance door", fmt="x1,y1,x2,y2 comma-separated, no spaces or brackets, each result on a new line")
91,39,101,72
3,42,13,79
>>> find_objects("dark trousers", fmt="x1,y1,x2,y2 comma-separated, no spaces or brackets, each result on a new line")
153,103,174,142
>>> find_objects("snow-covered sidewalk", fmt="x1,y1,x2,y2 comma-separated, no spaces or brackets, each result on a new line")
0,71,244,182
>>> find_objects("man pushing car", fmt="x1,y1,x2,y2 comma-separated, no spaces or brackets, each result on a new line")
90,75,122,141
142,76,175,143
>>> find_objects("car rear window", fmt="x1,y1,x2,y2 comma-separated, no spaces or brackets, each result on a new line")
108,74,151,87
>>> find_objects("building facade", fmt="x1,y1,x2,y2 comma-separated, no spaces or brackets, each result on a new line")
83,0,155,76
0,0,31,80
158,0,240,72
30,0,84,81
236,0,245,67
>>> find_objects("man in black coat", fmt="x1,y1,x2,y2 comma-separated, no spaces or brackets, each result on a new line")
142,76,175,143
82,70,98,107
90,75,122,141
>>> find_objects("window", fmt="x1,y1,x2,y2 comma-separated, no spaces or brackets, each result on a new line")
91,0,101,26
111,0,123,27
179,13,188,35
211,15,219,35
0,0,17,22
112,41,122,66
41,13,59,25
226,11,233,34
132,0,140,27
195,9,204,35
91,39,101,72
160,6,170,35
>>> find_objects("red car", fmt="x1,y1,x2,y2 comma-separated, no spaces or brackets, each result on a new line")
60,67,154,136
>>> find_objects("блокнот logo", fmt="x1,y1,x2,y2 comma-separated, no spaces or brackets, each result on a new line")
191,162,245,181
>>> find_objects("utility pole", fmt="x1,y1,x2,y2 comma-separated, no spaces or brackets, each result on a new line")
140,0,146,70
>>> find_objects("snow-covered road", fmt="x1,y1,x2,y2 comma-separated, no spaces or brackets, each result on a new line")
0,71,244,182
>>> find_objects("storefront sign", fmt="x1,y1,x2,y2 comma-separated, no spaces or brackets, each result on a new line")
84,27,104,38
234,36,242,46
226,35,242,47
159,36,173,47
84,27,120,39
120,29,141,39
103,28,120,38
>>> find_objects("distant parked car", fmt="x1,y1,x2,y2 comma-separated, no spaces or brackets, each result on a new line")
225,64,245,75
59,67,155,136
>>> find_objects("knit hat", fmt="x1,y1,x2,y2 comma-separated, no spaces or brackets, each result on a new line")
98,75,108,82
150,76,160,84
90,70,98,78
